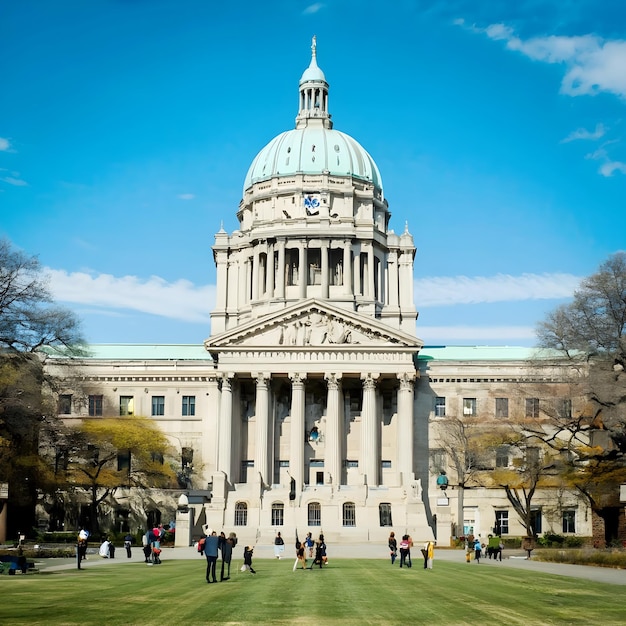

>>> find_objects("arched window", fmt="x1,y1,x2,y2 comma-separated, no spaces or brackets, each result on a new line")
342,502,356,527
271,502,284,527
379,503,392,527
234,501,248,526
308,502,321,527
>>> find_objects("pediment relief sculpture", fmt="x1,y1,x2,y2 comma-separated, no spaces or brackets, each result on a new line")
230,311,403,347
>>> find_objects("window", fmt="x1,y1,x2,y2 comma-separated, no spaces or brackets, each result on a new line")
379,503,392,527
119,396,134,416
495,397,509,418
526,398,540,418
349,390,362,412
182,447,193,469
495,446,509,468
430,449,446,474
308,502,321,526
381,460,392,469
463,398,477,416
271,503,284,526
559,399,572,419
531,508,542,535
495,510,509,535
182,395,196,416
88,395,103,417
562,510,576,533
342,502,356,527
435,396,446,417
152,396,165,416
234,502,248,526
58,394,72,415
344,460,358,468
525,447,540,467
151,452,164,464
117,450,131,472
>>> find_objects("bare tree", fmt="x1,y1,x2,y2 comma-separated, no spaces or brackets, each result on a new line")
535,252,626,543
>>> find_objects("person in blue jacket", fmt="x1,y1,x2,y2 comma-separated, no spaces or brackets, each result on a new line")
204,528,220,583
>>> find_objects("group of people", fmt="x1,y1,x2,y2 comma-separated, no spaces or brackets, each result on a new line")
293,532,327,570
467,534,504,563
143,525,166,565
201,527,240,583
388,532,435,569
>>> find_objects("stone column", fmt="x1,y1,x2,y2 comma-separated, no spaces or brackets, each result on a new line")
324,373,342,485
289,373,306,493
266,242,275,298
367,245,375,300
217,374,233,480
252,245,260,300
343,240,352,295
298,241,307,299
321,240,329,299
360,373,379,486
254,373,270,485
276,240,286,299
397,373,415,485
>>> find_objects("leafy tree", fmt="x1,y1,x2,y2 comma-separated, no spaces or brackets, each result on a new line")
432,416,493,537
0,238,85,535
52,416,177,533
535,252,626,542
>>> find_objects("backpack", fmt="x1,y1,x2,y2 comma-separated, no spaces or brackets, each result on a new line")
197,537,206,554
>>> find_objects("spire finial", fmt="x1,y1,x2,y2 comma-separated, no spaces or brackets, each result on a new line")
311,35,317,59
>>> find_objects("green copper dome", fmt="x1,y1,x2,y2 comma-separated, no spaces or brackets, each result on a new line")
243,127,382,192
243,38,383,195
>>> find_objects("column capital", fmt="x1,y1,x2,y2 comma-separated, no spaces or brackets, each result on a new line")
324,372,343,390
252,372,271,387
288,372,307,385
361,372,379,389
397,372,415,391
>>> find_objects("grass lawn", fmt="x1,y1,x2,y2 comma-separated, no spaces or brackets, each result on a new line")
2,558,626,625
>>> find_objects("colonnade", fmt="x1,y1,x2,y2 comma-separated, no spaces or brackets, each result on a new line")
215,371,415,490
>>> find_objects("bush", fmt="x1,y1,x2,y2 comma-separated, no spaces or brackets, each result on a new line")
535,548,626,568
538,532,566,547
564,536,584,548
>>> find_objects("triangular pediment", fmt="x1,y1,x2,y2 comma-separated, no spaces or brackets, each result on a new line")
206,299,423,351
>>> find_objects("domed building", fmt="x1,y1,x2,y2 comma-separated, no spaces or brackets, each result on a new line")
44,40,599,548
204,37,429,542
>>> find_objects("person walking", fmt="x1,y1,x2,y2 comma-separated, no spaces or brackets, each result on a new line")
388,532,398,565
242,545,256,574
274,531,285,559
305,532,314,558
422,541,434,569
220,532,234,581
399,535,410,568
204,529,219,582
474,538,482,563
124,533,133,558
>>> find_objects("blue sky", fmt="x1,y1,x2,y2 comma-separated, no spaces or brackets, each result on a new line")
1,0,625,346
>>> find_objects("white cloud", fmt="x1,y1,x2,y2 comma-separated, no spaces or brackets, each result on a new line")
46,269,215,323
45,267,578,328
599,160,626,177
414,273,580,307
303,3,324,15
561,123,605,143
0,137,10,151
178,193,195,200
475,24,626,99
0,175,28,186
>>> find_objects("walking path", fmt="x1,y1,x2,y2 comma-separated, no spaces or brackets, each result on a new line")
32,543,626,585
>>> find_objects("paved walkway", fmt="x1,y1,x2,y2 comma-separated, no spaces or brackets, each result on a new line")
31,543,626,585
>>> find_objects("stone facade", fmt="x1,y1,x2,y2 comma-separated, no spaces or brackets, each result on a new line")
44,41,599,547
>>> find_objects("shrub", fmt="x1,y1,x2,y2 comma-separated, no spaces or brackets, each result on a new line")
535,548,626,568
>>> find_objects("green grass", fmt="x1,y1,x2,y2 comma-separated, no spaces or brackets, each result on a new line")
2,558,626,625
